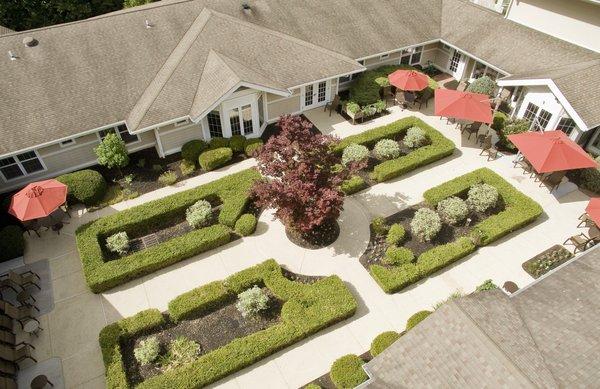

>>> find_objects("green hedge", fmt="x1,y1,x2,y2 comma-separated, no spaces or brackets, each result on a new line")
329,354,368,389
56,169,108,206
370,331,400,357
76,169,259,293
181,140,208,164
406,310,432,331
101,260,357,388
340,175,367,195
234,213,258,236
335,117,455,183
370,168,542,293
199,147,233,171
0,226,25,262
244,138,264,157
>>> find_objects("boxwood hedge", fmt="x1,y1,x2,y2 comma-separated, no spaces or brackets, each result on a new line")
370,168,542,293
76,169,260,293
335,116,455,183
100,259,357,388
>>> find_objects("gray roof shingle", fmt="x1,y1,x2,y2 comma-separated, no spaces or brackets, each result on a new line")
0,25,13,36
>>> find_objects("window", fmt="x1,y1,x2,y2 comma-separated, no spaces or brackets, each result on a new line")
442,44,451,52
304,84,314,107
207,111,223,138
556,117,576,135
317,81,327,103
59,139,76,147
0,151,45,181
339,74,352,83
523,102,539,122
534,109,552,130
241,105,253,135
229,110,241,136
410,46,423,65
379,53,390,60
449,50,461,73
257,94,265,127
99,124,139,144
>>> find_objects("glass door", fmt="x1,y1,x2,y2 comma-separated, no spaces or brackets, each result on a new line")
448,49,465,79
227,104,257,137
302,81,329,110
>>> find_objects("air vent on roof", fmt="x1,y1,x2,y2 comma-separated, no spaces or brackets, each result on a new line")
8,51,17,61
242,2,252,14
23,37,38,47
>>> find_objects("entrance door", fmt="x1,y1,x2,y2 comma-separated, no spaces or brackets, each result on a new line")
228,104,256,136
302,80,329,110
448,49,465,80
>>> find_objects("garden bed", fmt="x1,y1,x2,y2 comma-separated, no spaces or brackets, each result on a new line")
99,260,357,389
522,244,573,279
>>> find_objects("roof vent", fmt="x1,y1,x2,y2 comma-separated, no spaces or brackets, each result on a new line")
23,36,38,47
145,19,153,29
8,50,17,61
242,2,252,14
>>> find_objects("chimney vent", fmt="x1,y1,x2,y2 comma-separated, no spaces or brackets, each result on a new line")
242,3,252,14
8,51,17,61
23,37,38,47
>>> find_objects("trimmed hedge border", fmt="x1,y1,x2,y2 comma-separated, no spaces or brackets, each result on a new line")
329,354,368,389
370,331,400,357
76,169,260,293
100,259,357,388
370,168,543,293
335,116,455,183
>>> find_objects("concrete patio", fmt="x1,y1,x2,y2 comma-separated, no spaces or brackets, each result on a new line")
19,103,591,388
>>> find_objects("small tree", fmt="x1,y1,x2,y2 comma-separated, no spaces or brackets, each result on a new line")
94,132,129,175
467,75,496,96
252,115,356,233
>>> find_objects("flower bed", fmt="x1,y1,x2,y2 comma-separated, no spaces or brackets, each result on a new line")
522,244,573,278
99,259,357,388
76,169,260,293
369,168,543,293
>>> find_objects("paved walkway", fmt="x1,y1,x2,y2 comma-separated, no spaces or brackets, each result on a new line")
21,105,590,388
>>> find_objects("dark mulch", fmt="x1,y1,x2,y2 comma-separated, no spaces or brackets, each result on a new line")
522,244,573,279
302,351,373,389
285,219,340,249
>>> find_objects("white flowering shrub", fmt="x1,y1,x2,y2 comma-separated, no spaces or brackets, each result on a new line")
163,336,200,371
437,196,469,225
236,285,269,317
134,336,160,366
373,139,400,160
342,143,369,166
410,208,442,242
186,199,212,228
106,231,129,255
403,127,428,149
466,183,499,213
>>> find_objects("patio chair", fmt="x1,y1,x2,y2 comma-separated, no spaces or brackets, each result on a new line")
382,86,394,106
395,91,407,110
0,302,39,329
403,91,416,107
464,122,481,140
513,157,536,176
0,359,16,378
0,329,33,349
577,213,595,228
539,171,566,193
415,88,433,109
563,233,593,254
0,280,19,295
479,135,499,161
0,343,36,366
0,270,40,291
324,94,340,117
0,376,17,389
0,315,12,333
22,220,43,238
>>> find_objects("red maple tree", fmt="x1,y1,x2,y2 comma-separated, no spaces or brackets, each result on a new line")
252,115,354,233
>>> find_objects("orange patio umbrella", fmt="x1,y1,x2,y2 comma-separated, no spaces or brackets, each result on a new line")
508,131,597,173
8,179,68,221
434,89,493,124
387,70,429,91
586,198,600,227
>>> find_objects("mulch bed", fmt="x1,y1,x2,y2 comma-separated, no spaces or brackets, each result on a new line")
285,219,341,249
522,244,573,279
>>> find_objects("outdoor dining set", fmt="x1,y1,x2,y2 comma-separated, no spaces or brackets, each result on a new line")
564,198,600,254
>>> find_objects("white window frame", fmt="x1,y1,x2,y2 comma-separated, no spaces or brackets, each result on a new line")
0,150,47,182
97,124,140,145
379,53,390,60
59,138,76,148
301,80,331,111
556,117,576,135
222,92,261,137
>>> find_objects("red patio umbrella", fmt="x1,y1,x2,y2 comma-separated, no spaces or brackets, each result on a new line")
586,198,600,227
508,131,597,173
387,70,429,91
434,89,493,124
8,179,67,221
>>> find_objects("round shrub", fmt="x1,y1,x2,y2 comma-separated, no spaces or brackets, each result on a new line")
209,137,229,149
229,135,247,153
370,331,400,357
437,196,469,225
181,140,208,164
466,183,499,213
410,208,442,242
373,139,400,160
199,147,233,171
179,160,196,177
106,231,129,256
341,143,369,166
466,75,496,96
134,336,160,366
236,285,269,317
498,118,530,150
371,216,388,236
0,226,24,262
329,354,368,389
403,126,428,148
158,170,177,186
374,76,390,87
386,223,406,246
383,246,414,266
164,336,200,371
235,213,257,236
186,199,212,229
56,169,107,206
245,138,264,157
406,310,432,331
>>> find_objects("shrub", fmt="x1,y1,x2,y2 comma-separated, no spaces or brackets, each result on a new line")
157,170,177,186
372,100,387,113
410,208,441,242
476,279,497,292
370,331,400,357
466,75,496,96
124,0,154,8
406,310,432,331
403,126,428,148
229,135,247,153
373,139,400,160
134,336,160,366
163,337,200,371
56,169,108,206
466,183,499,212
179,160,195,177
385,223,406,245
340,175,367,195
244,138,264,157
94,132,129,171
234,214,257,236
498,118,530,151
437,196,468,225
329,354,368,389
106,232,129,256
573,158,600,194
185,199,212,229
236,285,269,317
181,140,208,164
374,77,390,87
199,147,233,171
371,216,388,236
341,143,369,166
383,246,414,266
0,226,24,262
209,137,229,149
345,101,361,115
491,111,508,132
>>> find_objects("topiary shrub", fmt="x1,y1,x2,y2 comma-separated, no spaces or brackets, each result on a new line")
371,216,388,236
341,143,369,166
330,354,368,389
199,147,233,171
209,137,229,149
406,310,432,331
244,138,264,157
229,135,247,153
410,208,442,242
106,232,129,256
370,331,400,357
134,336,160,366
163,336,200,371
236,285,269,317
466,75,496,96
0,226,24,262
158,170,177,186
181,140,208,164
498,118,530,151
186,199,212,229
385,223,406,246
403,126,429,148
437,196,469,225
383,246,414,266
56,169,108,206
466,183,499,212
373,139,400,160
234,214,257,236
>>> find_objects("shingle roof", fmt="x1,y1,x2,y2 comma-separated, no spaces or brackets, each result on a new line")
0,26,13,36
363,246,600,388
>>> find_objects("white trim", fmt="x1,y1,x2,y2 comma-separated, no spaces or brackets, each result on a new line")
154,128,165,158
42,139,99,158
266,93,299,105
131,116,191,135
439,39,508,75
59,138,77,148
0,149,48,183
288,72,363,90
156,122,200,137
379,53,390,60
97,125,142,146
173,118,190,127
354,39,439,61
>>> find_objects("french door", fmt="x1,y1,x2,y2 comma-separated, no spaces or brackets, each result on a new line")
228,104,254,136
302,80,329,110
448,49,465,80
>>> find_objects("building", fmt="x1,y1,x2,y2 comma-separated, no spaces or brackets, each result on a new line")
1,0,599,192
362,245,600,388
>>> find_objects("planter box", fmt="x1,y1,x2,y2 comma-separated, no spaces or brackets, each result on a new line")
522,244,573,279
